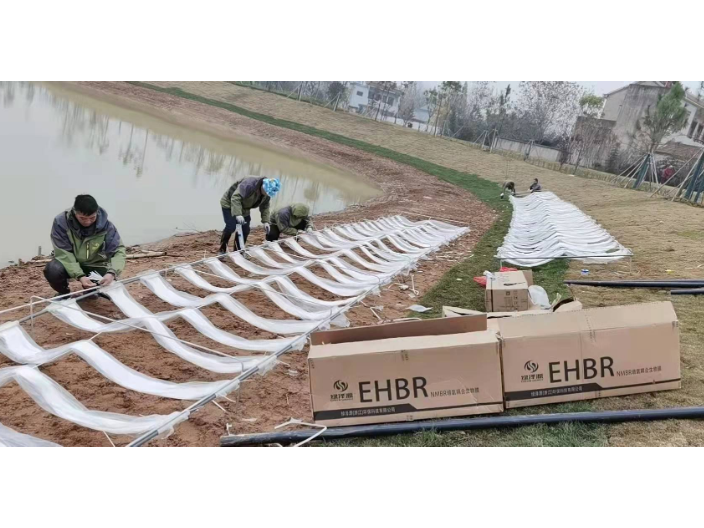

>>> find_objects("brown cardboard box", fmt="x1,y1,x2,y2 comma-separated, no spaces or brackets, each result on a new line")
485,270,533,312
443,300,584,333
442,300,582,321
308,317,504,427
498,302,681,409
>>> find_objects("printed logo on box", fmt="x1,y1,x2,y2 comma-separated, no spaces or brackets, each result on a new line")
331,380,353,402
521,360,544,383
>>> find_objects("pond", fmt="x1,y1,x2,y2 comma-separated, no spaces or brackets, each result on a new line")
0,82,380,266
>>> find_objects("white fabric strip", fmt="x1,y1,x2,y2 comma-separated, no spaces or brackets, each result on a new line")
175,267,347,324
0,422,61,447
47,294,298,358
0,322,231,400
203,259,350,307
138,273,330,332
228,253,376,296
0,366,187,436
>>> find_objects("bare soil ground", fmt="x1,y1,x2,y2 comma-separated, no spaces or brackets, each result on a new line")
0,82,494,446
95,82,704,446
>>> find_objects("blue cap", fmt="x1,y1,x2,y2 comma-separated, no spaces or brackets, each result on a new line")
262,178,281,198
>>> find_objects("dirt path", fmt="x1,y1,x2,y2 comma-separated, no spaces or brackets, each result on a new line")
0,82,494,447
88,82,704,447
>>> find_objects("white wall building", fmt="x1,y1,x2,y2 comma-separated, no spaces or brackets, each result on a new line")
346,82,402,117
347,82,370,113
602,81,704,152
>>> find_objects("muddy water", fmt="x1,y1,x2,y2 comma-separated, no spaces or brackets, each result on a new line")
0,82,380,266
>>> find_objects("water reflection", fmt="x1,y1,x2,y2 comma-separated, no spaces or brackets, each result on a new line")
0,82,379,265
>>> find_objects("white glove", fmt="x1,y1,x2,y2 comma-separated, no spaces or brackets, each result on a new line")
235,216,245,225
306,227,313,232
264,223,271,234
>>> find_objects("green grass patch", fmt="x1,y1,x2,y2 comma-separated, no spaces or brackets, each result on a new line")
328,402,608,447
330,423,607,447
128,82,598,446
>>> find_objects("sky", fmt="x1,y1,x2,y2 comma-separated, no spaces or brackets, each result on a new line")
420,81,701,96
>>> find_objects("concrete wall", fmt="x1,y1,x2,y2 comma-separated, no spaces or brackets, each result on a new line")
494,138,562,163
603,89,627,121
610,84,662,150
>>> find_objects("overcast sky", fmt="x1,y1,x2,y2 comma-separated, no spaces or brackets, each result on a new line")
489,81,701,96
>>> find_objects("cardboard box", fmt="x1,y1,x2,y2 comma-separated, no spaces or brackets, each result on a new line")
443,300,582,320
485,270,533,312
443,301,583,334
308,317,504,427
498,302,681,409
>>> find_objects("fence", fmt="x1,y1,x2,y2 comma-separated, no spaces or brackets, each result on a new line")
493,137,562,163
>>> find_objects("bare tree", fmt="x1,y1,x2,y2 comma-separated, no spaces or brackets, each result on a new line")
368,81,398,121
424,88,440,133
560,94,606,169
398,81,420,126
327,81,348,110
435,81,463,136
517,81,584,142
570,116,617,172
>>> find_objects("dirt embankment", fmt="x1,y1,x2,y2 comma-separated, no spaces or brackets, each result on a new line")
0,82,495,447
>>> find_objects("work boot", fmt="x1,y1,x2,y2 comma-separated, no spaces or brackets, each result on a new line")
218,231,230,255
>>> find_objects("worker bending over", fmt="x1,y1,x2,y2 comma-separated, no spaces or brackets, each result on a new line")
44,194,126,296
219,176,281,254
501,181,516,199
530,179,542,193
266,204,313,242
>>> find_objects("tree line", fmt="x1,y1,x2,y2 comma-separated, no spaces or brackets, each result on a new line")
235,81,695,175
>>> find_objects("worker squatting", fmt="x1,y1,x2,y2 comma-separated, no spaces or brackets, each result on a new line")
42,176,314,296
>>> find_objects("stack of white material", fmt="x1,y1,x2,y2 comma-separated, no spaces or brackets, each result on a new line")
0,216,468,445
497,192,631,268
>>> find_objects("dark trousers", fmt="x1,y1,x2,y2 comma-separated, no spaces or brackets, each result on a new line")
265,219,308,242
220,209,251,251
43,259,103,295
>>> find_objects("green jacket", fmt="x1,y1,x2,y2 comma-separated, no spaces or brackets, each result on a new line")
220,177,271,221
270,204,311,236
50,208,126,279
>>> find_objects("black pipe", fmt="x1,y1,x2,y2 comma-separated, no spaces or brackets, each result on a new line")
565,280,704,289
220,407,704,447
671,288,704,296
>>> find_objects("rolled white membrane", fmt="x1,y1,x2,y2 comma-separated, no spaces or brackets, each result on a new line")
0,365,187,436
0,322,232,400
497,192,632,267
